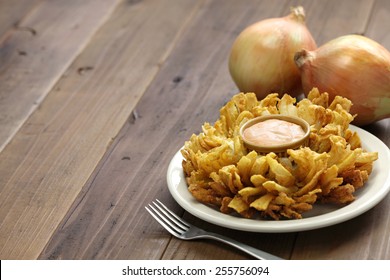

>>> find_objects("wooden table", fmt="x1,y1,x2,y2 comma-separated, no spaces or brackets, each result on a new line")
0,0,389,260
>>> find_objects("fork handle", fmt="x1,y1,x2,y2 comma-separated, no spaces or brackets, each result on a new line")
201,232,283,260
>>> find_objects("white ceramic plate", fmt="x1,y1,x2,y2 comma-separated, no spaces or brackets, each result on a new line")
167,125,390,232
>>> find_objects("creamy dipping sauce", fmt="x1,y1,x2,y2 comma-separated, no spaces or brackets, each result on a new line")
243,119,305,146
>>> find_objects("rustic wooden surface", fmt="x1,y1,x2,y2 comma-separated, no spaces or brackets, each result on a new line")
0,0,389,260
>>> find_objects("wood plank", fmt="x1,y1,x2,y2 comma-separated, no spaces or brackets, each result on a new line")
0,0,200,259
292,198,390,259
366,0,390,49
291,0,390,260
0,0,41,41
296,0,375,45
0,0,121,153
40,0,296,260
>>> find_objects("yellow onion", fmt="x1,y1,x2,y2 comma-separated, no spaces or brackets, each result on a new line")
228,6,316,99
295,34,390,126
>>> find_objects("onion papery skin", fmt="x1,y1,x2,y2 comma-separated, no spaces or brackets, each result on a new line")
295,34,390,126
228,7,317,99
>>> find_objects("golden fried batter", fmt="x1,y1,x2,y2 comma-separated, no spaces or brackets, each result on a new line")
181,88,378,220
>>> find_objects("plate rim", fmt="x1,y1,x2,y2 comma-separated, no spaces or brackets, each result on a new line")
167,125,390,233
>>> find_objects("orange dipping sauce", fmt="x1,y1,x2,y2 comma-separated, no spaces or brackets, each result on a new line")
242,119,305,146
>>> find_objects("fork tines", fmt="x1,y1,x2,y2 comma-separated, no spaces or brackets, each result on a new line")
145,199,190,238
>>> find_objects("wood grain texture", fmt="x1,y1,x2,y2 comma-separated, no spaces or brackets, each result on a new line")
0,0,41,41
0,0,199,259
366,0,390,48
292,197,390,259
0,0,121,153
296,0,375,45
40,0,297,260
0,0,389,261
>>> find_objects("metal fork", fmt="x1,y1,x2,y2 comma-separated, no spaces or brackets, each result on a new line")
145,199,283,260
